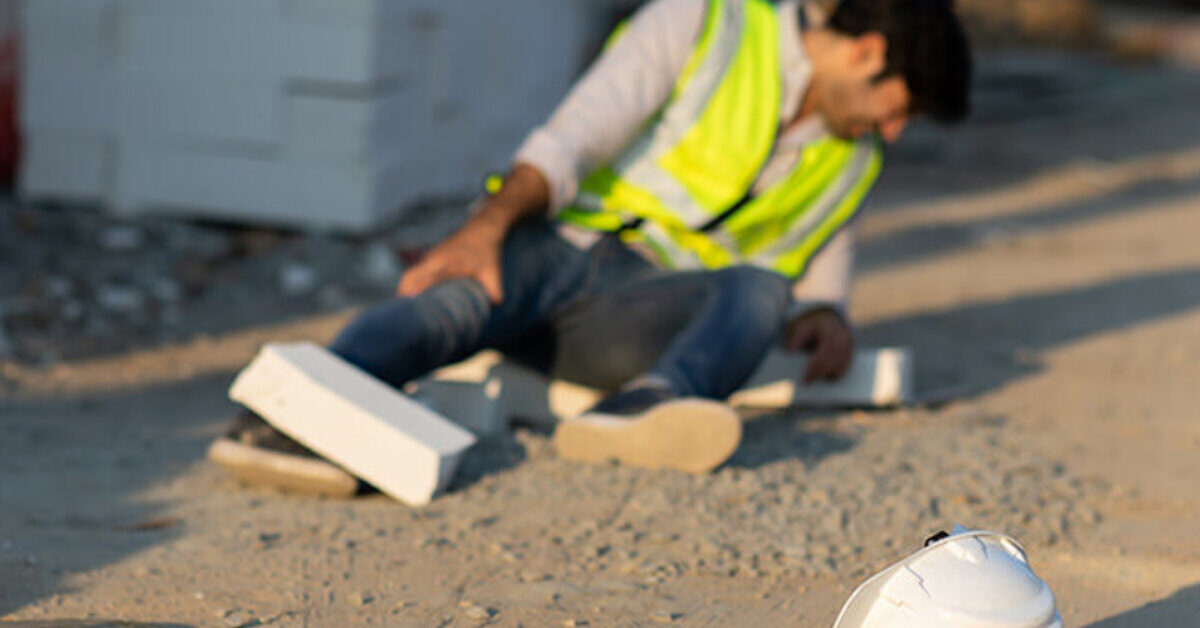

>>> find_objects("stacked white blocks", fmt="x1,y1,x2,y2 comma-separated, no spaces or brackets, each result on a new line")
21,0,598,231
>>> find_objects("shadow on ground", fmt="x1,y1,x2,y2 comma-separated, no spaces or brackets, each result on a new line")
727,409,857,469
858,265,1200,398
1087,584,1200,627
858,176,1200,275
0,375,236,617
2,621,191,627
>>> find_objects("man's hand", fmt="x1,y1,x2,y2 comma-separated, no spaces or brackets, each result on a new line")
397,220,505,303
784,307,854,383
395,163,550,304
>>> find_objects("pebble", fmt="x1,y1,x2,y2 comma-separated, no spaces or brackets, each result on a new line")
649,610,682,623
279,262,318,296
518,570,550,583
98,225,146,251
42,276,74,299
219,610,261,628
96,284,146,314
463,604,494,620
61,300,85,322
149,278,184,304
360,243,402,286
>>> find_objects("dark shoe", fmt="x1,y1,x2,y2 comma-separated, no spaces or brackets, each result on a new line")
208,410,359,498
552,386,741,473
224,410,316,457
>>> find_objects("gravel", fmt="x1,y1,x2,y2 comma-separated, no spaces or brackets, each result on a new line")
0,197,466,367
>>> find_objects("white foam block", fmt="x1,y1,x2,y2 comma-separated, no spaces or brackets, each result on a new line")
732,348,915,408
416,348,915,429
229,342,476,506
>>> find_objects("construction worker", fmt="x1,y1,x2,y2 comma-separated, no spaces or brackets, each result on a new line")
220,0,972,478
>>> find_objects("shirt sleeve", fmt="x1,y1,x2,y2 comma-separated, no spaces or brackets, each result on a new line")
513,0,707,212
788,225,856,322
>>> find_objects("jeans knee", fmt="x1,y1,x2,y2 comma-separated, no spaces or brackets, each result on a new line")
329,302,410,373
329,280,490,383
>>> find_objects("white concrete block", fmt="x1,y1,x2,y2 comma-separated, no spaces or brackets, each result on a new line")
119,8,288,80
19,131,114,201
119,0,417,84
229,342,476,507
410,352,601,433
0,0,19,36
414,347,915,430
21,0,118,74
21,74,120,135
23,73,281,145
114,146,423,232
491,360,600,430
20,0,620,228
408,379,504,437
732,348,915,408
287,90,425,165
128,78,281,146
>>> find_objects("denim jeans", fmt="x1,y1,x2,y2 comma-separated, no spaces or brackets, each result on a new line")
331,218,792,400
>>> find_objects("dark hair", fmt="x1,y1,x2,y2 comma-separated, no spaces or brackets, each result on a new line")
827,0,972,123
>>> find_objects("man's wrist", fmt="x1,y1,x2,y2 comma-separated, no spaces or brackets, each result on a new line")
787,300,849,327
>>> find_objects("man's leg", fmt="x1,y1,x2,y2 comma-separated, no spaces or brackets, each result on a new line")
215,218,596,492
331,218,594,388
550,264,793,397
549,264,793,473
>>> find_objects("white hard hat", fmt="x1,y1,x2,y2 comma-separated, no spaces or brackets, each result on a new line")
833,527,1062,628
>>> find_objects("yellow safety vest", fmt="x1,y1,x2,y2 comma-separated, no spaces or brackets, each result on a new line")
558,0,883,279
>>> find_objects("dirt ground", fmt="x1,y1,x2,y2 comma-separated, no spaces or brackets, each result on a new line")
4,48,1200,627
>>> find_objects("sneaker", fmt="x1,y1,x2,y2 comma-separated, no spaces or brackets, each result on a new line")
207,410,359,498
552,386,742,473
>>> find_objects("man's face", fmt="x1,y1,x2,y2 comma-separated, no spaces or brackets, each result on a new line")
814,33,913,143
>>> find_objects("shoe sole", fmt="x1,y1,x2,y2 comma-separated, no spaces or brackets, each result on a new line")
552,399,741,473
207,437,359,498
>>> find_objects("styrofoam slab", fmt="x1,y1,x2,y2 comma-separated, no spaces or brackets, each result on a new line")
230,342,476,506
732,348,915,408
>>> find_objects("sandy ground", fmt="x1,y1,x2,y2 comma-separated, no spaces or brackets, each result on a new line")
3,50,1200,627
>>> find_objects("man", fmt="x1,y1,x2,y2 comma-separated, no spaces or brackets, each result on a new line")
221,0,971,479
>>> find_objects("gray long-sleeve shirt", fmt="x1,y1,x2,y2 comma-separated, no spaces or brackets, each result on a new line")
513,0,856,316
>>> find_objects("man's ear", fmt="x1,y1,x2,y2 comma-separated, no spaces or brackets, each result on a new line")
850,32,888,79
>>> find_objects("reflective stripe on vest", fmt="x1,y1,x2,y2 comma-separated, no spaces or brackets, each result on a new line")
558,0,882,279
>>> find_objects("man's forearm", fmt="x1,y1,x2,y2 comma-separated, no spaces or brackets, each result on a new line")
462,163,551,241
397,164,552,302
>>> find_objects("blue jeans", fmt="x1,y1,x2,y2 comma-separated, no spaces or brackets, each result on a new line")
331,218,792,400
